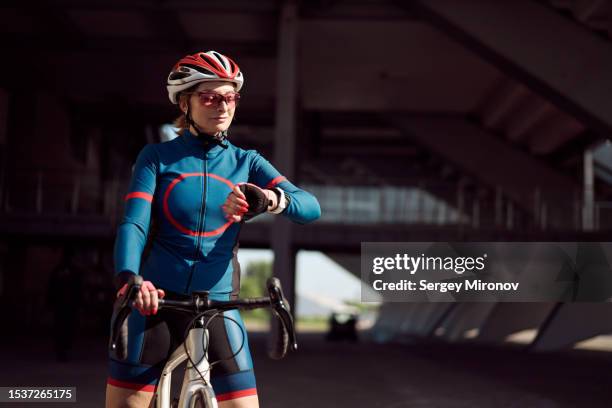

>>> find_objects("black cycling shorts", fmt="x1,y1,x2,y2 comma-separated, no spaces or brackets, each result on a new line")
107,291,257,401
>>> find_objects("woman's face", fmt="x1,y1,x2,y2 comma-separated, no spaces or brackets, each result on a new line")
182,81,238,135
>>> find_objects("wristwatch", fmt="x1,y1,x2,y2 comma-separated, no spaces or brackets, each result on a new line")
268,187,288,214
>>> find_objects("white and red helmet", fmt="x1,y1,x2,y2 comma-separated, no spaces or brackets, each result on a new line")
167,51,244,104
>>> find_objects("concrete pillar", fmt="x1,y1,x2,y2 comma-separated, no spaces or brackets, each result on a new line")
0,88,8,209
0,243,26,328
369,303,412,343
0,88,7,145
272,0,299,311
531,303,612,351
475,303,556,344
583,149,594,231
435,302,497,342
401,303,455,339
3,90,29,212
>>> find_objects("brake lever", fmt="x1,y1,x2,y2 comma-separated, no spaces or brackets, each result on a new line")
267,277,298,352
109,275,143,357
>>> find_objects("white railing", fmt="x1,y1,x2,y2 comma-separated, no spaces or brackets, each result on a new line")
0,170,128,224
1,173,611,232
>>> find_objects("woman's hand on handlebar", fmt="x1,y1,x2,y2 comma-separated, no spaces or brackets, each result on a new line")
117,280,165,316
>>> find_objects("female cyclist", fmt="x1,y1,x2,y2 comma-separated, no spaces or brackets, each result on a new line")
106,50,321,408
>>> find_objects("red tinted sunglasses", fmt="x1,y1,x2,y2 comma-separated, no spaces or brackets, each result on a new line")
193,91,241,107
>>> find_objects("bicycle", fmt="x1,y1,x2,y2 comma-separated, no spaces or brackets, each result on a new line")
109,275,297,407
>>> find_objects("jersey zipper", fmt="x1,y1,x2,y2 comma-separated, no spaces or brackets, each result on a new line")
186,152,208,293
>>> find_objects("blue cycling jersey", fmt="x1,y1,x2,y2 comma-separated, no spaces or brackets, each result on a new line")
114,130,321,296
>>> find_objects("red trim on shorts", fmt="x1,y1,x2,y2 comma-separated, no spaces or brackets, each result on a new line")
125,192,153,202
265,176,286,189
107,377,156,393
216,387,258,401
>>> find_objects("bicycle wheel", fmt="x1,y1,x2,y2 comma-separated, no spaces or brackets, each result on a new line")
190,387,217,408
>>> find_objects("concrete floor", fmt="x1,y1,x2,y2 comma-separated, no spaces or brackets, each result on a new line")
0,332,610,407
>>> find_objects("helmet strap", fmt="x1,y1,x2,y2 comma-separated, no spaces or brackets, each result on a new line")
184,103,228,149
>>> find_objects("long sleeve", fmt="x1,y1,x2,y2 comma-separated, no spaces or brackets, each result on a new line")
248,151,321,224
114,145,158,276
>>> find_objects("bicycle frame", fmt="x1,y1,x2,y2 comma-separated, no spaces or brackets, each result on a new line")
156,320,218,408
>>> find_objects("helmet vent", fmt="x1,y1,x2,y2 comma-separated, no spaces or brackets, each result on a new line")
169,72,190,80
211,51,229,70
184,63,216,77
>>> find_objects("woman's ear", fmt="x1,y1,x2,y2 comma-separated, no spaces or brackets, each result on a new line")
179,94,190,114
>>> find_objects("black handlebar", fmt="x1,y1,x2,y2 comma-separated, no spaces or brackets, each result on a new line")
108,275,297,360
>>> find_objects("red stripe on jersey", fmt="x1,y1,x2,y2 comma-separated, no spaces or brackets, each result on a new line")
265,176,286,189
125,192,153,202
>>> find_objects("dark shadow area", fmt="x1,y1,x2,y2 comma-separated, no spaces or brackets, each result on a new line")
0,332,610,407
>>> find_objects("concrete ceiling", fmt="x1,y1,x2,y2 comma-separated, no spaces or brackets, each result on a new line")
1,0,610,198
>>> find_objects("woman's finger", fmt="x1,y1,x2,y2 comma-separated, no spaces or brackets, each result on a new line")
141,286,151,315
222,203,248,216
229,195,249,208
234,203,248,212
134,291,144,314
233,185,246,200
150,289,159,315
226,212,242,223
222,195,248,212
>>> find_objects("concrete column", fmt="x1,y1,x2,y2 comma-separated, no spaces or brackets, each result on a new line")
531,303,612,351
272,0,299,311
4,90,32,212
0,243,26,328
0,88,7,145
475,303,556,344
456,179,465,228
434,302,497,342
0,88,8,209
274,0,298,181
583,149,594,231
